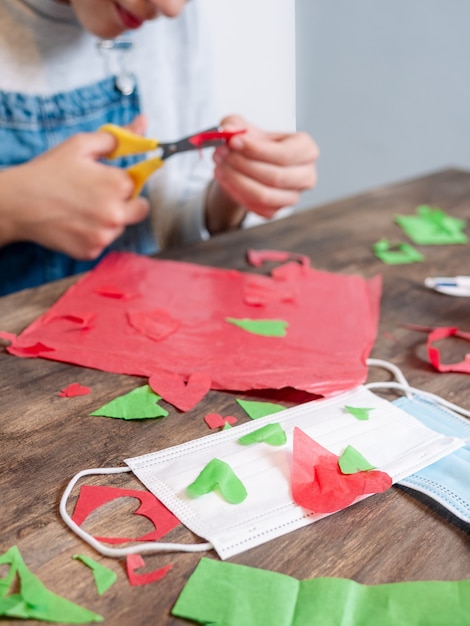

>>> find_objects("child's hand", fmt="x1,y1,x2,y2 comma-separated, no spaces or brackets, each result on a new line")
0,119,149,259
212,114,319,219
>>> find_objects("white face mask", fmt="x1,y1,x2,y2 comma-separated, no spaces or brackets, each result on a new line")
60,385,463,561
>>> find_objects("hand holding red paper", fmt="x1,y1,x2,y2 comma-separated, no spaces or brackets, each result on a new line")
212,115,319,219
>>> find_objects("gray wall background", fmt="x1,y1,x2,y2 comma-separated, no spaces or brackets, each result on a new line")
295,1,470,210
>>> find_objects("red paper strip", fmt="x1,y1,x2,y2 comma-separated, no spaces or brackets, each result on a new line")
126,554,173,586
427,326,470,373
58,383,91,397
204,413,238,429
188,129,245,147
291,427,392,513
149,371,211,411
72,485,180,544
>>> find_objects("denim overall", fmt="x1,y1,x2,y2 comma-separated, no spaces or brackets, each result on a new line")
0,67,157,296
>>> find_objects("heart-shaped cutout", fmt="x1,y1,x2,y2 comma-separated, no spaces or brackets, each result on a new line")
204,413,238,429
149,371,211,412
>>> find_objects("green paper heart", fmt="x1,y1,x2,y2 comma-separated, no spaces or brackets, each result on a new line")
238,423,287,446
186,458,247,504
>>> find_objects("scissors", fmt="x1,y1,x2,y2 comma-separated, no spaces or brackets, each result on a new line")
100,123,245,197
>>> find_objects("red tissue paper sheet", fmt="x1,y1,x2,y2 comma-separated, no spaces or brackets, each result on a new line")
72,485,180,544
4,251,381,396
291,427,392,513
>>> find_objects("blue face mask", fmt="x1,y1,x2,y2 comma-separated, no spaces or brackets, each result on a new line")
394,394,470,524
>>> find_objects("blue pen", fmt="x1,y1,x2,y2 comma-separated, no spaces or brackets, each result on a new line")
424,275,470,297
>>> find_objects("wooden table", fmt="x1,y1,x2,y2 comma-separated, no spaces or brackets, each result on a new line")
1,168,469,624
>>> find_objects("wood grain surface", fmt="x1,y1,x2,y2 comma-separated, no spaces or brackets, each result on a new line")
1,168,469,624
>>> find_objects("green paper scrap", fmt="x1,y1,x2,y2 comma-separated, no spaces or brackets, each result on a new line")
90,384,168,420
395,204,467,245
373,239,424,265
222,421,233,430
0,545,103,623
172,557,470,626
338,445,376,475
344,405,374,421
236,398,286,420
73,555,117,595
238,423,287,447
186,458,247,504
225,317,288,337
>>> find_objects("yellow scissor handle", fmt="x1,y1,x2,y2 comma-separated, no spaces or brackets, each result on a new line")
100,124,163,197
100,123,159,158
127,157,164,197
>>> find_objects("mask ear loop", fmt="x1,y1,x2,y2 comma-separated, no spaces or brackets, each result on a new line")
366,358,470,420
59,466,213,558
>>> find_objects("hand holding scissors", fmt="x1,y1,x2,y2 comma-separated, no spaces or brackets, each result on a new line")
100,123,245,197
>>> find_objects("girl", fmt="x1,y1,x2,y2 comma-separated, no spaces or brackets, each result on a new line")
0,0,318,295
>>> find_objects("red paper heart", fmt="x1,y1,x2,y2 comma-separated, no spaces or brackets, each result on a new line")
72,485,180,544
204,413,238,429
149,371,212,412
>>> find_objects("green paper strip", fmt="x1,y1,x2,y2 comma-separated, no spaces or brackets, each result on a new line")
225,317,288,337
238,423,287,447
186,458,247,504
172,557,470,626
236,398,286,420
344,405,374,421
0,545,103,623
73,554,117,595
373,239,424,265
338,445,376,474
90,384,168,420
395,204,467,245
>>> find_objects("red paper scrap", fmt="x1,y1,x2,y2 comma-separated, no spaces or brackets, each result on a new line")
5,251,381,397
10,341,55,357
51,312,96,329
204,413,238,429
246,249,310,269
188,129,245,148
149,371,211,412
95,284,138,300
128,309,181,342
72,485,180,544
58,383,91,397
126,554,173,586
0,331,17,345
291,428,392,513
242,274,295,306
427,326,470,373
